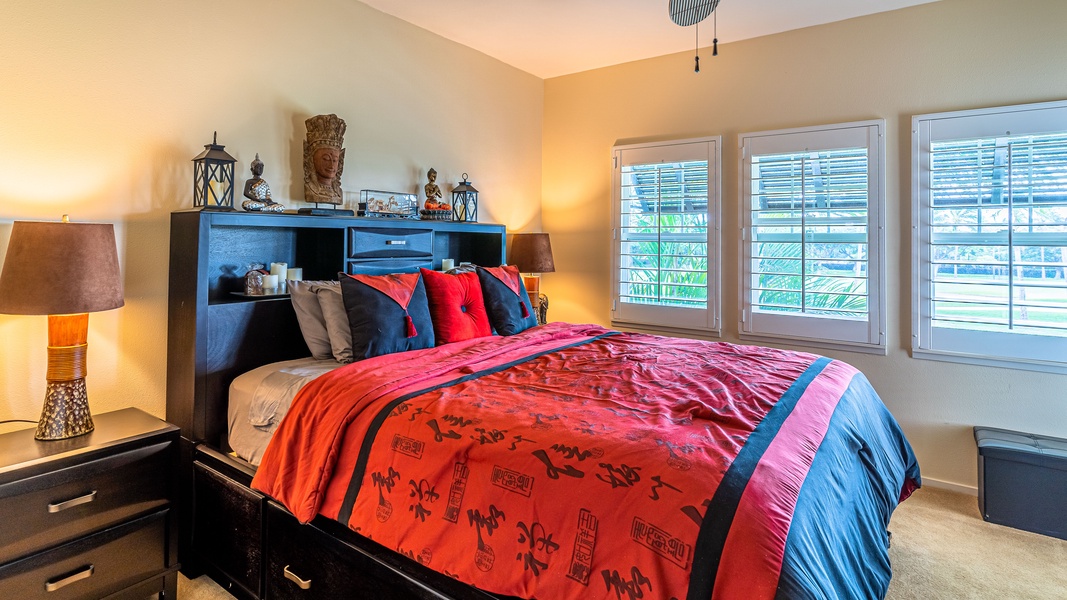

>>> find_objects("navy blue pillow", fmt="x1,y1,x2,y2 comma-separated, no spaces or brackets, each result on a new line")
477,265,538,335
340,272,435,359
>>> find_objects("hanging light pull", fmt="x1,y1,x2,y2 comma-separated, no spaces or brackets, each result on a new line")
712,9,719,56
694,22,700,73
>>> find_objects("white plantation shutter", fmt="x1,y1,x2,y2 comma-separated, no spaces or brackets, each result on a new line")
740,121,885,353
612,138,720,334
913,100,1067,372
748,148,870,318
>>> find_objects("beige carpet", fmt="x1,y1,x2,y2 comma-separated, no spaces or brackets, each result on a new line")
886,486,1067,599
179,486,1067,599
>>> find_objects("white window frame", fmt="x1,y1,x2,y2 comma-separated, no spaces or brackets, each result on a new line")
912,99,1067,374
611,137,721,335
739,120,886,354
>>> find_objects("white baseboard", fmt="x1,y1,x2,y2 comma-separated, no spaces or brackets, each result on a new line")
922,476,978,496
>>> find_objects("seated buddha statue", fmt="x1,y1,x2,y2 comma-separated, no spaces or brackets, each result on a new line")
242,154,284,212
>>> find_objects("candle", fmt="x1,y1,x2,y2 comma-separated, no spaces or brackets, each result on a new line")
286,267,303,281
270,262,288,280
441,259,455,271
261,274,279,292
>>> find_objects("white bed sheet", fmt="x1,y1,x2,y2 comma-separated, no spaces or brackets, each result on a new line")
228,357,341,465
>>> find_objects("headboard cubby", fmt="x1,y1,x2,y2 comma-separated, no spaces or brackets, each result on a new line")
166,209,506,450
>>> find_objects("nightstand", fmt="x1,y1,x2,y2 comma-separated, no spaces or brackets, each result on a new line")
0,407,180,598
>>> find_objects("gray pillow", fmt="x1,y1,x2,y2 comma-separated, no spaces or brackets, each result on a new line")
288,280,336,360
315,284,354,364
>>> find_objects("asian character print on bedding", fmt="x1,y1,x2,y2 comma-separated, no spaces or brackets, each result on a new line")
253,322,919,600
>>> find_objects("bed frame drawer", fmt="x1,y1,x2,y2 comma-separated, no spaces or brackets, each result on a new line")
265,502,461,600
348,227,434,259
0,440,171,564
194,461,265,600
0,510,167,599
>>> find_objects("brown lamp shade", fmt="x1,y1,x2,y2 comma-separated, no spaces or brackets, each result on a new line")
0,220,124,315
508,232,555,273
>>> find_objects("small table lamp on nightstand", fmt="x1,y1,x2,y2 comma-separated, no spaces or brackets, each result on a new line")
0,216,124,440
508,232,555,325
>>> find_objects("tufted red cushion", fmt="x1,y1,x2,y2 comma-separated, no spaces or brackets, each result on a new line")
420,268,493,345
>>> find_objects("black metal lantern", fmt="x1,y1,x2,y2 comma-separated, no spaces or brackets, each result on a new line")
192,131,237,211
451,173,478,222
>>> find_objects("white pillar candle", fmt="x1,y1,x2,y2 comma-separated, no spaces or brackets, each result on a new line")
261,274,279,292
441,259,455,271
286,267,303,281
270,262,288,280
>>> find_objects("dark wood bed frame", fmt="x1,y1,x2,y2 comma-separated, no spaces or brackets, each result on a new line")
166,209,515,599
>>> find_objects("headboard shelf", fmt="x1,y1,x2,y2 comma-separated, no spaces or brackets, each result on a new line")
167,209,506,447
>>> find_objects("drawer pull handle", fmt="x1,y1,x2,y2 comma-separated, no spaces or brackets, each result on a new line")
284,565,312,590
48,490,97,513
385,240,408,245
45,564,95,592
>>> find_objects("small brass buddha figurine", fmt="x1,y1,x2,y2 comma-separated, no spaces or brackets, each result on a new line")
242,154,284,212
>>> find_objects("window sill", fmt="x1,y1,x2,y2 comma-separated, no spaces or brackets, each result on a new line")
611,320,721,340
739,332,887,356
911,347,1067,375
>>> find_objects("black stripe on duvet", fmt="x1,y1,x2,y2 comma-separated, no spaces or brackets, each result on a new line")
336,331,619,526
685,356,832,600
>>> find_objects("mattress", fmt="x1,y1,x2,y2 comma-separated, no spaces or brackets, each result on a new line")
228,356,340,465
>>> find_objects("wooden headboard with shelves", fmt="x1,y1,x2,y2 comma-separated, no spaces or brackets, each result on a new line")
165,209,506,450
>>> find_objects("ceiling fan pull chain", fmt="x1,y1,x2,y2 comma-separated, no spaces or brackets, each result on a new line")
695,21,700,73
713,9,718,56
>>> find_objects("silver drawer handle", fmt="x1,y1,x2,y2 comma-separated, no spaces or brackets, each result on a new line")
385,240,407,245
45,564,94,592
48,490,97,513
284,565,311,590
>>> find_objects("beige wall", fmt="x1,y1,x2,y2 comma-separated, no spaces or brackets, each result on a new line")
4,0,1064,491
542,0,1067,490
0,1,543,427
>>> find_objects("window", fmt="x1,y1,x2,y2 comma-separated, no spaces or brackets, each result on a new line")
739,121,886,353
611,137,720,334
913,99,1067,372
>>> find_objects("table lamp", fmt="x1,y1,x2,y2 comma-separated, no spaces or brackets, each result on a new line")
507,232,555,325
0,216,124,440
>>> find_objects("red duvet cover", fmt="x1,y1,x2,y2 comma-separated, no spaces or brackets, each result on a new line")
253,323,919,600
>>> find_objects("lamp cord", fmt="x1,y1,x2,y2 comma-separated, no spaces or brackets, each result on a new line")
0,419,36,425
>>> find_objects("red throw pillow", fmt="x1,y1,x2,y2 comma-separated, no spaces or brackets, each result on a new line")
420,268,493,344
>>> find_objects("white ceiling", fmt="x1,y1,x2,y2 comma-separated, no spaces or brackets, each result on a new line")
357,0,942,79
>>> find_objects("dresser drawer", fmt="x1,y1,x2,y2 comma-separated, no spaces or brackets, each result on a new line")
0,440,171,564
0,509,167,599
348,227,433,259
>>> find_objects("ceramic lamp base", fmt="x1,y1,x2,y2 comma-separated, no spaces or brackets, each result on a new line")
36,378,95,440
37,314,95,440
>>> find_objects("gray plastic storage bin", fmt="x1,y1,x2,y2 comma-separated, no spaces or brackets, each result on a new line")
974,426,1067,540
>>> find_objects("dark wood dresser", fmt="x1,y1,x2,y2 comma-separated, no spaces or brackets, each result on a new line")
0,407,180,599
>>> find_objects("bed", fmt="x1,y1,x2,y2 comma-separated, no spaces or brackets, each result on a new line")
166,209,919,600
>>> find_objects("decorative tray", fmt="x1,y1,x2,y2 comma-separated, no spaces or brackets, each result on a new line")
230,291,290,299
419,209,452,221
